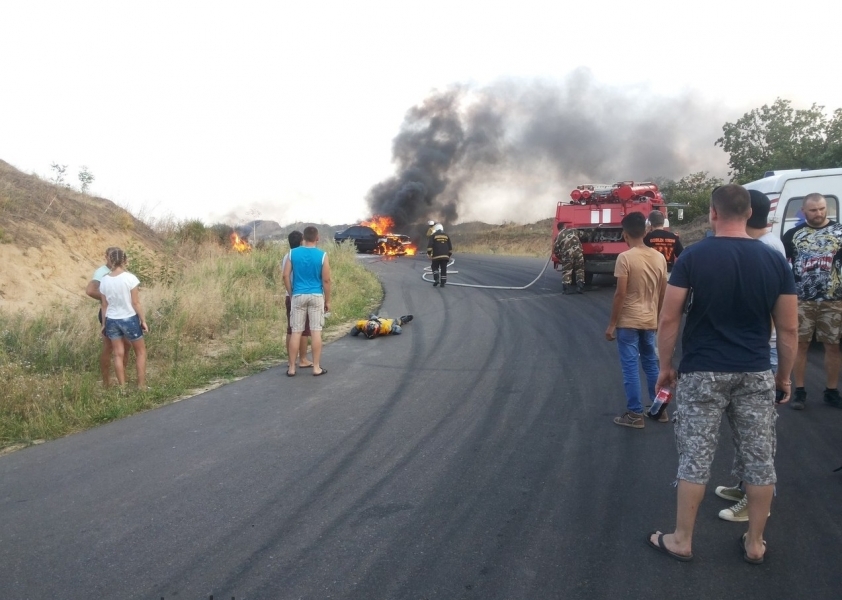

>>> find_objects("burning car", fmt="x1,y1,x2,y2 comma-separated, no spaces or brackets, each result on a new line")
334,216,417,256
334,225,380,253
375,233,414,256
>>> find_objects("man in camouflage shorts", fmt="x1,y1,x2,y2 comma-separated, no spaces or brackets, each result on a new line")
782,192,842,410
553,222,585,294
647,185,797,565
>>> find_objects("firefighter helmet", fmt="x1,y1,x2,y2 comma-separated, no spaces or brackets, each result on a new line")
427,220,435,226
364,319,381,339
432,223,444,233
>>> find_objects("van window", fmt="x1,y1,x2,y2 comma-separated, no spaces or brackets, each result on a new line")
780,195,840,237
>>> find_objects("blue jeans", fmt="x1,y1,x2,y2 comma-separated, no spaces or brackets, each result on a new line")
616,328,659,414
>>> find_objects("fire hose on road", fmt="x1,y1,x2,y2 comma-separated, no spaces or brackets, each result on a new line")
421,257,553,290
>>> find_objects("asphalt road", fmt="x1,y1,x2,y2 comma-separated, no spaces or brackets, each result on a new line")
1,254,841,599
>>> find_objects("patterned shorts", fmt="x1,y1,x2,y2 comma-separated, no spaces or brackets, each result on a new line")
797,300,842,343
675,371,777,486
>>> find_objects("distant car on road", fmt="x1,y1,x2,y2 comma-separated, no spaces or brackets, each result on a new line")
334,225,380,253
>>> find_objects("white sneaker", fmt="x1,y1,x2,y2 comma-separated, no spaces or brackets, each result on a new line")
715,485,745,502
718,496,771,522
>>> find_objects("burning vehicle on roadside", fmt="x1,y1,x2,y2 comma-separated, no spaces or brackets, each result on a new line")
334,216,417,256
334,225,381,253
375,233,414,256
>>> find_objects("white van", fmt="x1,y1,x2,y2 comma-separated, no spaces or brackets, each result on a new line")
744,167,842,240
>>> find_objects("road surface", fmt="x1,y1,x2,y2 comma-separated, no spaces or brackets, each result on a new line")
1,254,840,599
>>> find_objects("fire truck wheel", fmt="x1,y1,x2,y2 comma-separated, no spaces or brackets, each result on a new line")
584,272,594,286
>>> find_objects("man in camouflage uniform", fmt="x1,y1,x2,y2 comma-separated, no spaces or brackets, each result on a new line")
554,222,585,294
648,185,797,564
782,193,842,410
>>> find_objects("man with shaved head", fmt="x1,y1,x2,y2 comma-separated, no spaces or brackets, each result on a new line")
782,193,842,410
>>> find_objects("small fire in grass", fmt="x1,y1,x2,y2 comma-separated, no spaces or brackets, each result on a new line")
230,232,251,253
360,215,417,256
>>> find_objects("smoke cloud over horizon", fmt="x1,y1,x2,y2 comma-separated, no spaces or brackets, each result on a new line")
367,70,736,231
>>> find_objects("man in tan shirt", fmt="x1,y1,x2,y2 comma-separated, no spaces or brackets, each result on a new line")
605,211,668,428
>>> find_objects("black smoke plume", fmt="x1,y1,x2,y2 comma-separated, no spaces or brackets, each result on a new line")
366,69,734,230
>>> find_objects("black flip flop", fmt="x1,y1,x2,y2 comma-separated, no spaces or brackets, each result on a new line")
740,534,766,565
313,368,327,377
286,371,295,377
646,531,693,562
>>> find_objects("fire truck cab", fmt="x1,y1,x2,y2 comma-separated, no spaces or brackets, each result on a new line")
552,182,669,284
743,168,842,241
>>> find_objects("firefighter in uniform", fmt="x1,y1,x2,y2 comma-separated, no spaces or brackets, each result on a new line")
351,314,414,338
427,223,453,287
554,221,585,294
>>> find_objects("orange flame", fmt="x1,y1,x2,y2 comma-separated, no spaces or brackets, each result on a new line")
375,235,406,256
360,215,418,256
361,215,395,236
230,232,251,252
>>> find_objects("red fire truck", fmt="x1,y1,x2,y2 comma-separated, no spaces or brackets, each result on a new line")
552,181,669,284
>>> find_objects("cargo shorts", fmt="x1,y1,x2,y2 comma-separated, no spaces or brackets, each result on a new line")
674,371,777,486
797,300,842,343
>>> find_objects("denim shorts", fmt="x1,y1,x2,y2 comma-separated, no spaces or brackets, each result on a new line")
104,315,143,341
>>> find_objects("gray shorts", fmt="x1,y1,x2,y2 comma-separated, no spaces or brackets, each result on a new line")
675,371,777,486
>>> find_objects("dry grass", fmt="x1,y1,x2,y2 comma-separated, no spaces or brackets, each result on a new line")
0,240,381,450
451,219,554,257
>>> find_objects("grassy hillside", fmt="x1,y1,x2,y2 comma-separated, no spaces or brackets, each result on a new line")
0,159,160,250
0,160,384,452
0,159,165,314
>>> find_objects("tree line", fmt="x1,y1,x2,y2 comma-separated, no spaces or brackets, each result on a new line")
655,98,841,223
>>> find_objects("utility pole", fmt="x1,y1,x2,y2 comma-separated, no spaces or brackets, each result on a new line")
248,209,261,247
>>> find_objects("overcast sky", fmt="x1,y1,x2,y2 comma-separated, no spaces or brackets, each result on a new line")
2,0,840,229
